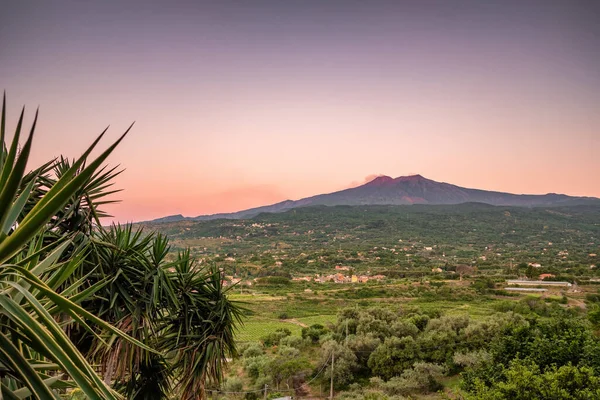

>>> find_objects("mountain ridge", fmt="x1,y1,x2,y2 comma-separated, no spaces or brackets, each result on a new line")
148,175,600,223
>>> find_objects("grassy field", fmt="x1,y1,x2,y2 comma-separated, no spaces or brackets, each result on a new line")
296,314,338,327
235,318,303,342
231,281,508,342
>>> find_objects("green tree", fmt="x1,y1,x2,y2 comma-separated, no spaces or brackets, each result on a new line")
0,95,242,400
368,336,419,380
317,340,359,389
267,346,311,390
466,360,600,400
0,95,142,399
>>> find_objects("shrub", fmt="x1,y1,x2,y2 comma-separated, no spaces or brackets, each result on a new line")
368,336,419,380
302,324,329,343
453,350,492,369
391,321,419,338
243,343,265,358
243,355,270,381
261,328,291,347
279,335,307,349
223,376,244,393
409,314,430,331
381,362,445,395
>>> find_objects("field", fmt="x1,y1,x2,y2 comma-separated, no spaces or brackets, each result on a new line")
231,279,543,342
141,204,600,399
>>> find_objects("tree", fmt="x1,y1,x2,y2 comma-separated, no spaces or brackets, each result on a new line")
380,362,445,396
0,94,142,399
223,376,244,396
465,359,600,400
317,340,359,389
368,336,419,380
302,324,329,343
267,347,311,390
0,95,242,399
346,333,381,374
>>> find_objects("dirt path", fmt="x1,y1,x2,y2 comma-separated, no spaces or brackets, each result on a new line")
283,318,308,328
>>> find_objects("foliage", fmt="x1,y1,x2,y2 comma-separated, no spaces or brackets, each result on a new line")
465,359,600,399
368,336,420,380
461,314,600,397
302,323,329,343
377,362,445,396
0,95,242,399
223,376,244,393
261,328,291,347
0,95,141,399
317,340,359,389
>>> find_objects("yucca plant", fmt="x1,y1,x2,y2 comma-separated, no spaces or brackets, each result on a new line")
0,94,150,399
0,93,243,399
85,225,174,393
83,227,243,399
164,251,243,400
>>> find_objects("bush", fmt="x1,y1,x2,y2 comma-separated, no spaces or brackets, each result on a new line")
368,336,419,380
409,314,430,331
279,335,307,349
381,362,445,395
302,324,329,343
223,376,244,393
391,321,419,338
243,355,270,380
464,359,600,399
588,305,600,326
243,343,265,358
453,350,492,369
586,293,600,303
471,278,496,293
261,328,291,347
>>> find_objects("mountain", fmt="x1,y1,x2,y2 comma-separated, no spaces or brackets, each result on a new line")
150,175,599,223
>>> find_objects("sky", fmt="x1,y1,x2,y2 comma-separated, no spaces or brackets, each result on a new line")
1,0,599,222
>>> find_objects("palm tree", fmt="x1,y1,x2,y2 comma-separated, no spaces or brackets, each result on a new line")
0,94,148,399
165,250,243,399
0,93,243,399
83,227,243,399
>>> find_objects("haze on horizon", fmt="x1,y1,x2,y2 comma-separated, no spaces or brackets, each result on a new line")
1,0,599,223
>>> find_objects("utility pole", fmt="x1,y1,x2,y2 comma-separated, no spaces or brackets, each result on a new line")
263,384,268,400
330,352,335,400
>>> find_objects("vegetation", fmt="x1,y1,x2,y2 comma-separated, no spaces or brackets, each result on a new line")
218,294,600,399
0,95,241,399
141,201,600,285
2,93,600,399
138,178,600,398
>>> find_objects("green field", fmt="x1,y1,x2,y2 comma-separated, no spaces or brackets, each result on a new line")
233,282,506,342
235,318,303,342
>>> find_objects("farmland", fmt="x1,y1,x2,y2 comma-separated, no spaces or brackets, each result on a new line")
142,204,600,399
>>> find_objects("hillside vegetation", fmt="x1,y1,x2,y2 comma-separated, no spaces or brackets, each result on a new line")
140,203,600,399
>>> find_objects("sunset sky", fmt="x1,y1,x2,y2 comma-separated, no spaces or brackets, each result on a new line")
1,0,599,222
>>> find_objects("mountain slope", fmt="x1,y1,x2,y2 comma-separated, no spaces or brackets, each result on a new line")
151,175,599,222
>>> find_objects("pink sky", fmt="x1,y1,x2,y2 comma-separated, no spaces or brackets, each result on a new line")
2,1,598,222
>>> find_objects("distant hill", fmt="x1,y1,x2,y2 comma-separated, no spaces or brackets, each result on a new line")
149,174,599,223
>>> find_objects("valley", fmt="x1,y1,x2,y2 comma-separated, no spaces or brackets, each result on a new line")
141,203,600,398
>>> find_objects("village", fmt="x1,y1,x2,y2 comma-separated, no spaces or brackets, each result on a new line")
221,265,388,287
